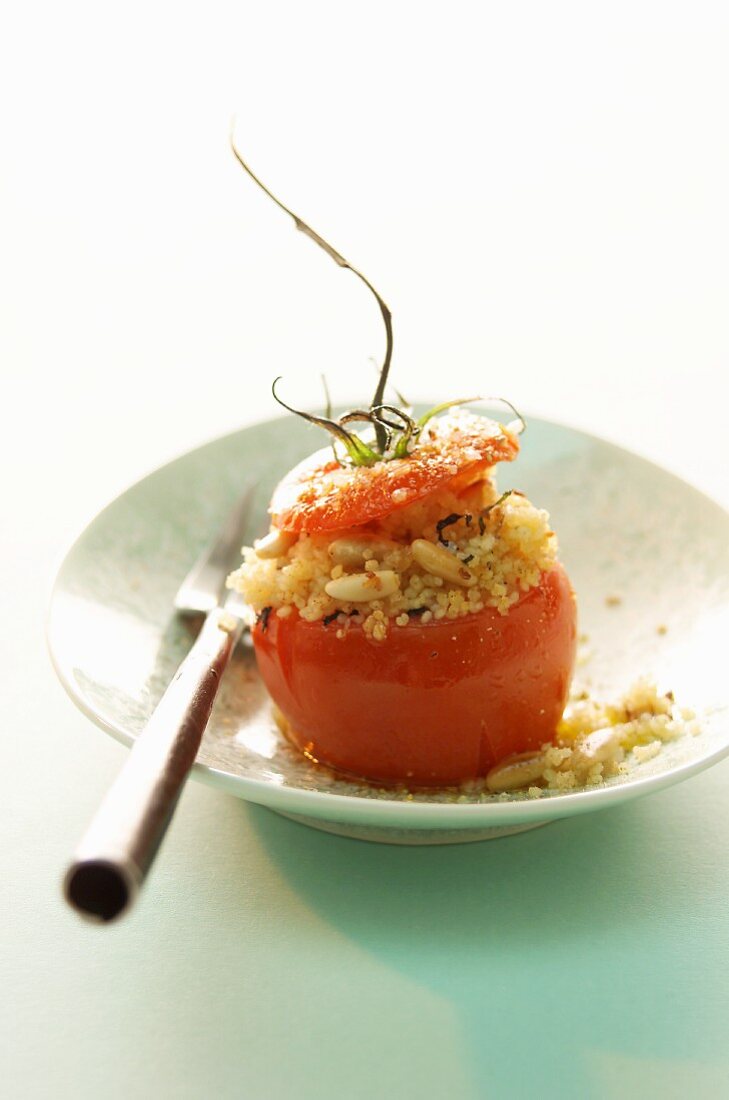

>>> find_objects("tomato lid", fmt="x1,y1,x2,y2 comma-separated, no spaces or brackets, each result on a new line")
271,411,520,532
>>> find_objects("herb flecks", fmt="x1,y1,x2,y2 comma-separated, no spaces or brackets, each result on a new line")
256,606,273,632
436,513,471,545
478,490,513,535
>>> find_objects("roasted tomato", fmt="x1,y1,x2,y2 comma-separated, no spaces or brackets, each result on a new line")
252,562,577,787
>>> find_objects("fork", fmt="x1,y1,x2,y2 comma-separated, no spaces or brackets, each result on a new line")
63,484,255,922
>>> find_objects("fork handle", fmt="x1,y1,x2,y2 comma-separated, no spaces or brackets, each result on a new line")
63,607,243,922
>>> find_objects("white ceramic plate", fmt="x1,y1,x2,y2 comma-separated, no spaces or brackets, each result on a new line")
48,414,729,844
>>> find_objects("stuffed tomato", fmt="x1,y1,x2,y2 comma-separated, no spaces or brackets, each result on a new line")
229,408,578,787
253,563,575,785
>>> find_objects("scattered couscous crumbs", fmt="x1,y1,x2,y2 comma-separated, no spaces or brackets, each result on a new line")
485,678,700,794
632,740,663,764
605,595,622,607
656,624,668,635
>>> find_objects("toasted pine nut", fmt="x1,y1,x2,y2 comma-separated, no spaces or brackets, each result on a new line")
410,539,477,587
570,727,621,769
325,570,400,602
254,527,297,559
328,535,400,567
485,752,546,792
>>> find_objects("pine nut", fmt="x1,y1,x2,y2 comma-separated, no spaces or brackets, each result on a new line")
570,727,621,769
485,752,546,792
328,535,401,567
410,539,477,587
325,570,400,602
254,527,297,559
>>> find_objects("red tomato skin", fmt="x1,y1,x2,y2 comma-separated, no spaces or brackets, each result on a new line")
252,562,577,787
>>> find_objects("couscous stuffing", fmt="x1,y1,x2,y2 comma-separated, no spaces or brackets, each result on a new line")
228,480,557,640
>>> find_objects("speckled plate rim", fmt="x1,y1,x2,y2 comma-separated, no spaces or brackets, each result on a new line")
47,414,729,832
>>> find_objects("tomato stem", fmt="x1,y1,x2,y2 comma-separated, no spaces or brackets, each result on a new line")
230,130,525,466
231,129,393,450
272,378,381,466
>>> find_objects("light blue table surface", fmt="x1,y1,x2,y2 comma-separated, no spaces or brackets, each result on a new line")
5,576,729,1097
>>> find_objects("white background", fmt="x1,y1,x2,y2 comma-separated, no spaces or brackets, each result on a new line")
2,0,728,569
